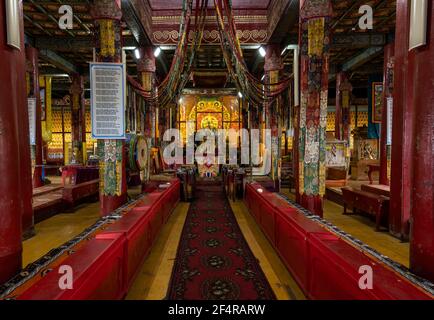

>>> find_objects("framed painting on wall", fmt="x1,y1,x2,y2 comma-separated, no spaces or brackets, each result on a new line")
372,82,383,123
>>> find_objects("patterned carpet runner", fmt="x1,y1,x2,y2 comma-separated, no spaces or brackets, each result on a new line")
167,183,276,300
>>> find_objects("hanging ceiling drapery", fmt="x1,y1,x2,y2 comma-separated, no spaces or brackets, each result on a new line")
127,0,208,108
128,0,293,110
214,0,292,106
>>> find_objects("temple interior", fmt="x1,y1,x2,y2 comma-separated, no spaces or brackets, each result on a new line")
0,0,433,300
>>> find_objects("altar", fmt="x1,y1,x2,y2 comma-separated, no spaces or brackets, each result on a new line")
178,96,242,178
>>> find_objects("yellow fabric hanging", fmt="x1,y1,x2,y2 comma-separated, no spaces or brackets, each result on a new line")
40,76,53,143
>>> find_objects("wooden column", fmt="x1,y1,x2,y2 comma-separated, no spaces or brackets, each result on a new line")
0,0,33,282
92,0,127,216
137,47,155,182
265,44,283,191
70,74,86,164
137,47,155,139
379,43,394,186
26,46,44,188
298,0,332,216
335,72,352,142
407,2,434,282
390,0,412,239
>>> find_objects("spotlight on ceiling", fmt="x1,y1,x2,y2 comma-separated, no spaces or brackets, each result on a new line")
154,47,161,58
258,46,266,58
238,91,243,98
134,48,141,60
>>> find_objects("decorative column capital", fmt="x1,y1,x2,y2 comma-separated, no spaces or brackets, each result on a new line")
300,0,333,20
264,44,283,72
91,0,122,20
137,47,156,73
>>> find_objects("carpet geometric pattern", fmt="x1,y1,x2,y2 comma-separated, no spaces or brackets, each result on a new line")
167,183,276,300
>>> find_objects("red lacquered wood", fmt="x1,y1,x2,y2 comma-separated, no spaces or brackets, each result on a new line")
0,0,33,282
243,183,433,300
390,0,412,239
408,2,434,282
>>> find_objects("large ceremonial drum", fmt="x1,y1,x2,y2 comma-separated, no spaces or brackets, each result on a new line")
126,134,148,172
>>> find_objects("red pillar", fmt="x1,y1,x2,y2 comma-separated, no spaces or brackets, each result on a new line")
298,0,333,216
390,0,413,239
26,46,44,188
137,47,156,139
335,73,343,140
335,72,352,142
92,0,127,216
408,2,434,282
265,44,283,192
0,0,32,282
379,44,394,186
70,74,86,164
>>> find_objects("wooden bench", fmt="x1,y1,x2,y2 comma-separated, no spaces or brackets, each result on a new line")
341,187,389,231
62,179,100,207
33,190,64,223
361,184,391,197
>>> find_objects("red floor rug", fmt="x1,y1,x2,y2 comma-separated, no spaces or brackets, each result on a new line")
167,183,276,300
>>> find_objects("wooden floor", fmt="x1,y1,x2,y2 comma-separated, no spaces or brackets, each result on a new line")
22,202,100,266
22,185,410,299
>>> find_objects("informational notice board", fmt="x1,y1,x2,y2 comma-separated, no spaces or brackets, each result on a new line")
90,63,125,139
28,97,36,145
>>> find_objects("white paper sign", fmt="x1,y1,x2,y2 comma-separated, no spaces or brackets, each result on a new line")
28,98,36,145
386,97,393,146
90,63,125,139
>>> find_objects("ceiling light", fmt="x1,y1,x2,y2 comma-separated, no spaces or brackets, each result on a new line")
258,46,266,58
238,91,243,98
46,74,69,78
154,47,161,58
134,48,141,59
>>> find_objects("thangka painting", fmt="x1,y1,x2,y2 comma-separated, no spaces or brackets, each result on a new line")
372,82,383,124
325,142,346,168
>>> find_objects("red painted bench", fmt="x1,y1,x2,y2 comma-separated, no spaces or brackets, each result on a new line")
18,232,127,300
244,183,433,300
341,187,389,231
16,179,181,300
361,184,391,198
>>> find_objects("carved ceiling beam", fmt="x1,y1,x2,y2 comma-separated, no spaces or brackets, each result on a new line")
39,49,79,74
268,0,299,45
